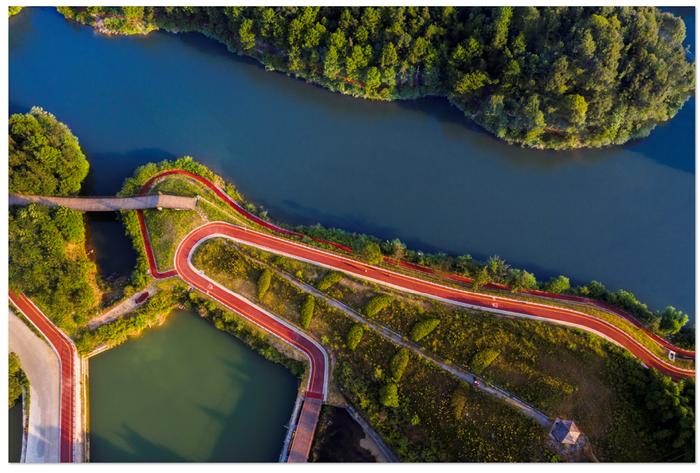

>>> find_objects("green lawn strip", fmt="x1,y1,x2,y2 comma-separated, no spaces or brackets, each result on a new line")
142,207,204,271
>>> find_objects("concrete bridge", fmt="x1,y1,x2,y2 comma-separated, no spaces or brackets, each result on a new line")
9,193,197,211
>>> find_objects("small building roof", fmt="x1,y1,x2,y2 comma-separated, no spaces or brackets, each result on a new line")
550,418,581,445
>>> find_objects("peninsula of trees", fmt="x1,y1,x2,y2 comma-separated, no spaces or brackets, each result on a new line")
57,6,695,150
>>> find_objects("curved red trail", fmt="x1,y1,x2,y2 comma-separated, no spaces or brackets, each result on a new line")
9,291,76,463
137,171,328,462
138,168,693,359
182,222,694,380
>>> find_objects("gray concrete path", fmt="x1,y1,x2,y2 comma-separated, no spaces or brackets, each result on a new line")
87,285,157,330
266,264,553,428
9,312,61,463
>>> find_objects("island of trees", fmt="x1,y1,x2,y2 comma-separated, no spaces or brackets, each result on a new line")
57,6,695,150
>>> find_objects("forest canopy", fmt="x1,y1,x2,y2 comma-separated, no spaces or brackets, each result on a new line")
9,109,98,332
58,6,695,149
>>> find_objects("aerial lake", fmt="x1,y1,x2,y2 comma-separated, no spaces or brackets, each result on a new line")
9,7,694,319
88,309,297,462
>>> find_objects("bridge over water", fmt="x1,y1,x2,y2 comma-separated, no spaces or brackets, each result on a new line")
9,193,197,211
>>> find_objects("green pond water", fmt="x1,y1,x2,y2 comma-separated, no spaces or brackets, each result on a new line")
88,310,298,462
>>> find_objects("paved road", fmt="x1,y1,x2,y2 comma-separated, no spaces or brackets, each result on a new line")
178,222,694,380
9,193,196,211
10,292,79,462
9,312,61,463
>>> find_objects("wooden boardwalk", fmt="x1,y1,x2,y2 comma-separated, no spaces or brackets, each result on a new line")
9,193,197,211
287,397,323,463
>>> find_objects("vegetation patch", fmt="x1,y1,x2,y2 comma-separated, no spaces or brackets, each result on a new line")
9,109,100,333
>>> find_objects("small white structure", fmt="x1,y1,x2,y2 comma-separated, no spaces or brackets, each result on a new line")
550,418,581,446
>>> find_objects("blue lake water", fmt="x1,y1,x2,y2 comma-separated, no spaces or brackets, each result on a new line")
9,7,695,318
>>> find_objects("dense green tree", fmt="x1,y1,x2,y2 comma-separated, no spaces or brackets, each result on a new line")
257,268,272,299
9,107,89,196
239,18,256,50
410,318,440,342
364,294,393,317
472,267,490,290
317,271,343,291
355,240,383,264
470,349,500,374
379,382,400,408
545,275,570,294
346,323,364,350
8,353,28,408
657,306,689,336
509,269,538,292
323,46,340,79
389,347,410,381
300,294,315,329
9,205,98,329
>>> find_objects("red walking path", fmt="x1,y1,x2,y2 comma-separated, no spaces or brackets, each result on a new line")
138,169,694,360
9,291,76,463
177,222,695,380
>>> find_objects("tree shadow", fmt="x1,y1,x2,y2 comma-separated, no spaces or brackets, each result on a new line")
90,425,188,462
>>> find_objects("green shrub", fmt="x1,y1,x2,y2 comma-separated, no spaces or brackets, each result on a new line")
8,353,28,408
410,318,441,342
545,275,570,294
355,240,383,264
9,107,89,196
317,271,343,291
364,294,393,317
379,382,399,408
346,324,364,350
257,268,272,299
300,294,315,329
389,347,410,381
470,349,500,374
451,386,468,420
